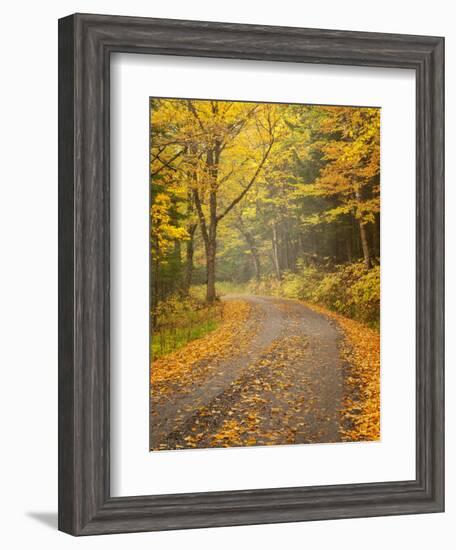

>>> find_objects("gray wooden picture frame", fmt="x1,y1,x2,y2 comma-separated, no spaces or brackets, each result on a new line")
58,13,444,536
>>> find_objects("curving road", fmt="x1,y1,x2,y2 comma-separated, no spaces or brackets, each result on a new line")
150,294,344,450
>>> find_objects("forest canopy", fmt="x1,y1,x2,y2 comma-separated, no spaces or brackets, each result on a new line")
150,98,380,328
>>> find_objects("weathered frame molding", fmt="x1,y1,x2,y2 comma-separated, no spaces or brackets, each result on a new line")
58,13,444,535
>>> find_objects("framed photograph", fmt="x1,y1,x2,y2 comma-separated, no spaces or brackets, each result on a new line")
58,13,444,535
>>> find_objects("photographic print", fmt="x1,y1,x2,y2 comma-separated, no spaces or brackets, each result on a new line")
149,98,380,452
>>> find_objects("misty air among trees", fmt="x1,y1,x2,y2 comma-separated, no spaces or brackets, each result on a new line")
150,98,380,450
150,98,380,328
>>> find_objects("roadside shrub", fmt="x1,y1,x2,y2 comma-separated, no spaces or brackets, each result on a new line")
255,261,380,328
318,262,379,327
281,263,323,301
346,264,380,327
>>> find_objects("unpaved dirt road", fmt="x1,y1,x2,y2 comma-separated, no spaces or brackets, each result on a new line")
150,295,344,450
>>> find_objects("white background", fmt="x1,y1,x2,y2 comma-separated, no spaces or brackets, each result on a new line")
111,55,415,496
0,1,453,549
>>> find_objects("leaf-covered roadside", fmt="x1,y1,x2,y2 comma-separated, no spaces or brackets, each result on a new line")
153,297,345,451
151,300,251,400
305,303,380,442
151,296,379,451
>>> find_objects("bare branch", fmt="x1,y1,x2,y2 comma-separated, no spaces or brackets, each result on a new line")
216,139,275,222
151,150,184,176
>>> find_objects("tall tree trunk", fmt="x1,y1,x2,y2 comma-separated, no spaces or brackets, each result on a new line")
183,224,197,295
205,144,220,302
271,221,281,280
283,220,293,271
373,213,380,258
206,242,217,302
345,229,353,263
359,220,372,269
355,187,372,269
188,112,274,302
243,237,261,282
237,217,261,282
251,251,261,282
192,145,220,303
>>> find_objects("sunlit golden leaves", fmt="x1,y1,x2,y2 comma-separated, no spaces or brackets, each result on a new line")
150,193,189,259
293,105,380,227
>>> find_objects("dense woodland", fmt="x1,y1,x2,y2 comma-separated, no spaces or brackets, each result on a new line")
150,98,380,351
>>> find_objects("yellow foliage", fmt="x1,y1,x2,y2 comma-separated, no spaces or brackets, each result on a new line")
150,193,189,259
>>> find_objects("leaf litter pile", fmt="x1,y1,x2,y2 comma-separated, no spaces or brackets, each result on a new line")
150,297,380,450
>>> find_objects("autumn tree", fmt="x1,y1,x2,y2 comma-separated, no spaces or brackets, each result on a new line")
151,99,279,301
294,106,380,269
150,99,380,307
